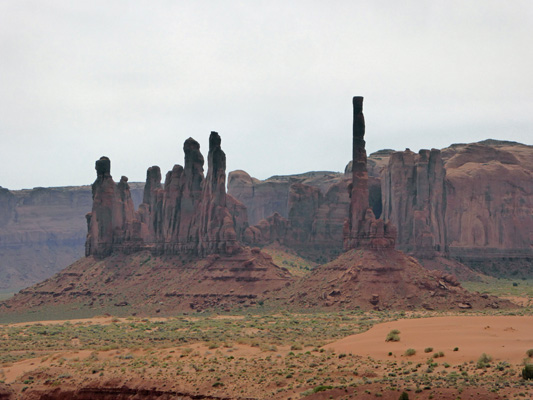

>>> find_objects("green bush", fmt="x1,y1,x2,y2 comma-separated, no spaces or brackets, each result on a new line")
399,391,409,400
386,329,401,342
424,347,433,353
526,349,533,358
404,348,416,356
313,385,333,393
522,364,533,380
476,353,492,368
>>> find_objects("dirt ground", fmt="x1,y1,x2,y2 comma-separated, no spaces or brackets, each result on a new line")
1,314,533,399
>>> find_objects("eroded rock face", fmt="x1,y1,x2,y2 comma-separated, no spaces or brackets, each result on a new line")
241,177,351,256
344,97,396,251
243,212,290,245
85,133,240,259
85,157,138,257
382,149,446,258
442,141,533,271
284,182,322,245
227,170,291,225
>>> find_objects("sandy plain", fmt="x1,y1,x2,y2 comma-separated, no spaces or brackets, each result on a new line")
1,313,533,399
325,315,533,364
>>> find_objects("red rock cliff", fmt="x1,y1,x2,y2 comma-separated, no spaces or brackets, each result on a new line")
442,141,533,270
382,149,447,258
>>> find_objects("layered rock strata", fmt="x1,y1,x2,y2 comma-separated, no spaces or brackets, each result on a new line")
287,248,511,310
85,132,240,259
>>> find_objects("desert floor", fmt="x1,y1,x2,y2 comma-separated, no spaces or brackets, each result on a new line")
1,312,533,399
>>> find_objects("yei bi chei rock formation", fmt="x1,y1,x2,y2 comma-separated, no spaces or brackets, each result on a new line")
85,132,241,258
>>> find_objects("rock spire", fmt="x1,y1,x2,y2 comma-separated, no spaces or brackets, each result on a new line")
344,97,396,250
85,133,240,258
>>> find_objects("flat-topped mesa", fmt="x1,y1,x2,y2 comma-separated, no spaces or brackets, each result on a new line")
85,133,241,259
344,97,396,251
85,157,138,257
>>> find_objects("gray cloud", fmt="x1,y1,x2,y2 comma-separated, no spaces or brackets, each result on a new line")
1,0,532,189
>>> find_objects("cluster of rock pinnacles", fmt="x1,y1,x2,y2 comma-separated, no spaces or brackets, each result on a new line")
85,98,396,259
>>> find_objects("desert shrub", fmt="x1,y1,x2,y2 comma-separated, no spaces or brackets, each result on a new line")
404,348,416,356
386,329,401,342
477,353,492,368
399,391,409,400
424,347,433,353
522,364,533,380
526,349,533,358
453,347,459,352
313,385,333,393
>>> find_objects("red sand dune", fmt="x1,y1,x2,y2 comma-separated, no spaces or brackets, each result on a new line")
325,315,533,364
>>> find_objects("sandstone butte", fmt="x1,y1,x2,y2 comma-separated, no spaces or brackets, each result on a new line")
1,98,516,315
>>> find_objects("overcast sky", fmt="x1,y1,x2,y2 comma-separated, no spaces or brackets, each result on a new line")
1,1,532,190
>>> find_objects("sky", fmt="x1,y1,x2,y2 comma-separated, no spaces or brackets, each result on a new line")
1,1,532,190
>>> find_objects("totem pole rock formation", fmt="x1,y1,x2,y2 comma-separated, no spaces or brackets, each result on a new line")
343,97,396,250
85,132,241,258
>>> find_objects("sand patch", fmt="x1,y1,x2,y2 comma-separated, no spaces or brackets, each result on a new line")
325,315,533,364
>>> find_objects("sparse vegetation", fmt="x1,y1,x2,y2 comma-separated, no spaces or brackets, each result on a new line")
522,364,533,380
404,348,416,356
385,329,401,342
0,310,531,398
399,392,409,400
477,353,493,368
